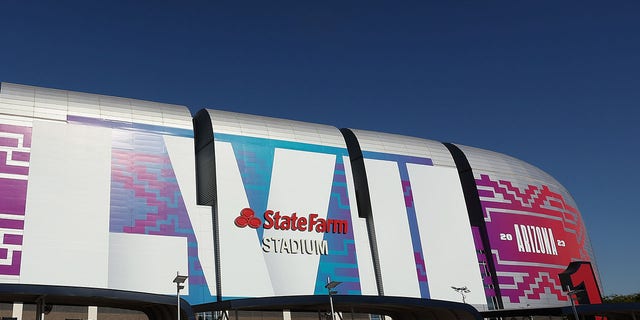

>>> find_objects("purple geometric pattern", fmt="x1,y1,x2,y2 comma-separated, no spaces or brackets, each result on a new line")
314,157,361,295
398,174,430,297
109,129,211,302
471,227,497,307
361,151,432,298
0,123,32,277
475,174,591,305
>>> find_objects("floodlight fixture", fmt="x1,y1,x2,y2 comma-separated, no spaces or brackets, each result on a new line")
451,286,471,303
174,273,188,285
326,277,342,320
565,287,585,320
325,280,343,290
174,271,188,320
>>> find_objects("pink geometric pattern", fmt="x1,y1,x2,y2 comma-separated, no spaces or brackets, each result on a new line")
0,122,32,277
109,130,211,301
475,174,592,306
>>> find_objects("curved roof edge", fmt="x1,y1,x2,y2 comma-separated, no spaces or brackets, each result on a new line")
0,284,194,320
455,143,573,198
0,82,192,130
347,128,456,167
481,303,640,319
194,295,482,320
205,109,346,148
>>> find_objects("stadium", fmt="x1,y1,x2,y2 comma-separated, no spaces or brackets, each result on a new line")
0,83,608,320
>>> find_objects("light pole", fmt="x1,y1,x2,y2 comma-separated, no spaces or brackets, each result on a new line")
451,286,470,304
325,277,342,320
566,287,584,320
173,271,188,320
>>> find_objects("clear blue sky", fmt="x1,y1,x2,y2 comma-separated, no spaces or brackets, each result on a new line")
1,1,638,295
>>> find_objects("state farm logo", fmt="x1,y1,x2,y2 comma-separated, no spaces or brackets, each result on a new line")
233,207,349,234
234,208,261,229
233,207,341,256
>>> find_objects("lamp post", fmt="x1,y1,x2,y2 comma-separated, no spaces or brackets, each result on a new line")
451,286,470,304
566,287,584,320
325,277,342,320
173,272,188,320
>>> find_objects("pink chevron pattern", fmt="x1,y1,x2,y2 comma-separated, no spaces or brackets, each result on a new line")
475,174,592,306
0,122,32,277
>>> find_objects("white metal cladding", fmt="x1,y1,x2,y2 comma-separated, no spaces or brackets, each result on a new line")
455,143,577,207
0,83,192,129
348,128,456,167
206,109,346,147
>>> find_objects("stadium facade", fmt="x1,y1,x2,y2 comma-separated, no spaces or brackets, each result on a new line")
0,83,601,320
